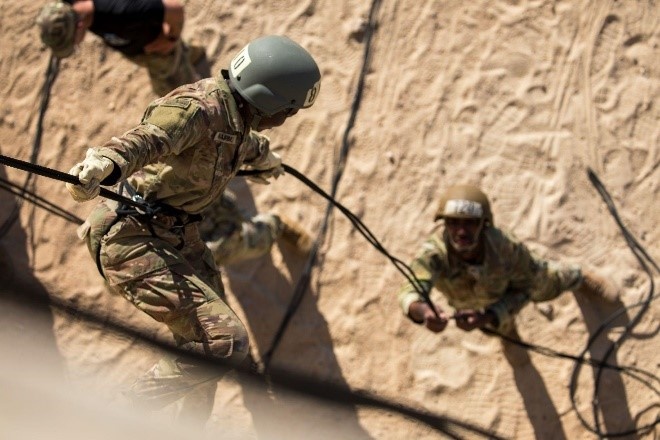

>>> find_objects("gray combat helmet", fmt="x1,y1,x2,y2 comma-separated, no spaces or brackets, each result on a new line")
228,36,321,116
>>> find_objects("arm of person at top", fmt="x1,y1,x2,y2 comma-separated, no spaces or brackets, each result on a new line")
93,102,208,182
242,133,285,184
143,0,185,55
408,301,450,333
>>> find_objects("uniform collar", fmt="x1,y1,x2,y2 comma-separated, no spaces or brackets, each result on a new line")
215,76,245,135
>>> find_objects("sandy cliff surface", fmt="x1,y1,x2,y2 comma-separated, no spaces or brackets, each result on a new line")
1,0,658,438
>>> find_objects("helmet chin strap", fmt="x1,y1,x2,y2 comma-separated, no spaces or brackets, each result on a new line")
240,102,263,130
244,102,267,130
249,113,262,130
224,70,263,130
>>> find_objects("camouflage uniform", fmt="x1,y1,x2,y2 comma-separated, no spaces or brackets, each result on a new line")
78,76,274,403
198,189,281,266
398,226,582,335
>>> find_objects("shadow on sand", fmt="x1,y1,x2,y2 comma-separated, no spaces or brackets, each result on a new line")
505,293,637,440
0,165,64,383
572,293,639,439
220,177,374,439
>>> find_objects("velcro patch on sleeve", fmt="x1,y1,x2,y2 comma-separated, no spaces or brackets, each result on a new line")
159,98,194,110
143,99,198,138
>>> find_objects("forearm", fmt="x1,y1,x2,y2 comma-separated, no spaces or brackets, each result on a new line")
398,242,441,319
162,0,184,39
95,124,176,184
242,132,271,166
398,279,433,320
98,101,208,183
486,292,529,331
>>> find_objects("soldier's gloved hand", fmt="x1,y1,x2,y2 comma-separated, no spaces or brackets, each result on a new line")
65,148,114,202
254,150,282,171
454,309,495,331
409,301,449,333
247,151,284,185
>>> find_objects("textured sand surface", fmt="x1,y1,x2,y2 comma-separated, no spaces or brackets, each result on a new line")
1,0,658,438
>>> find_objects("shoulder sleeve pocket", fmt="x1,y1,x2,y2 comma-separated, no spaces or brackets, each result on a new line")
143,98,199,139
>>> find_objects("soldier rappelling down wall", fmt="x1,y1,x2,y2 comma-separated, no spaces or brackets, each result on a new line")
64,35,321,408
397,185,619,364
36,0,313,267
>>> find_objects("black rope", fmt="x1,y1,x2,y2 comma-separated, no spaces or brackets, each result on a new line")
0,176,84,225
565,168,659,438
261,165,435,369
261,0,435,370
0,54,60,239
0,148,497,438
2,51,653,439
260,0,382,365
481,170,660,438
284,164,431,299
0,144,435,382
0,151,268,211
0,152,148,210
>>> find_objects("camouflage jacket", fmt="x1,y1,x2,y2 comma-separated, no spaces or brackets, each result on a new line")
95,77,271,214
398,226,581,333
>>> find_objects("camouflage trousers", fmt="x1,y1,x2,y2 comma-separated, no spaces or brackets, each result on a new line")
128,39,201,97
82,201,249,407
199,191,280,266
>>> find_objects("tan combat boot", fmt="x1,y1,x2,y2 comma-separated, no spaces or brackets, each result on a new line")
576,269,619,303
275,214,314,255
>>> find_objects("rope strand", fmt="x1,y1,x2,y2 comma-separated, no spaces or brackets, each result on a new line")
0,55,60,239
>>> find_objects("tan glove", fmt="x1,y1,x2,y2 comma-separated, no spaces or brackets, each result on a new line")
66,148,115,202
247,151,284,185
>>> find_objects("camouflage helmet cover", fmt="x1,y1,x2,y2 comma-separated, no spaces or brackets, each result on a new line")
228,35,321,116
434,185,494,224
36,2,77,59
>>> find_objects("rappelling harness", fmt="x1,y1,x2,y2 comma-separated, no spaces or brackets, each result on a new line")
84,181,204,279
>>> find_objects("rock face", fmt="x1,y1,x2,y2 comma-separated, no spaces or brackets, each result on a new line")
0,1,658,438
